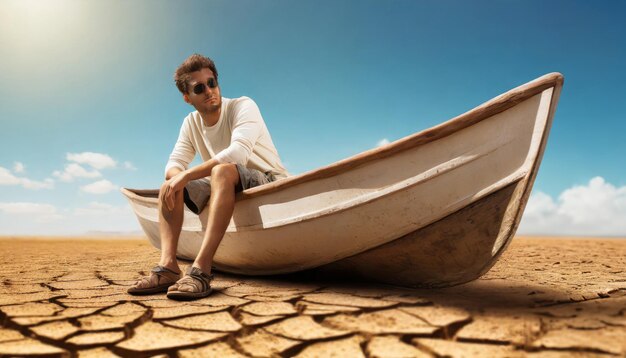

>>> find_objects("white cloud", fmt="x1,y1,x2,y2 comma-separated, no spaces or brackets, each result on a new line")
67,152,117,169
0,201,63,225
20,178,54,190
0,202,57,215
377,138,390,147
80,179,118,194
0,167,21,185
519,176,626,237
53,163,101,182
74,202,132,216
13,162,25,173
0,201,138,235
123,161,137,170
52,153,136,184
0,166,54,190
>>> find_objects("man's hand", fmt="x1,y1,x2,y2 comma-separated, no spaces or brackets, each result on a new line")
162,171,189,211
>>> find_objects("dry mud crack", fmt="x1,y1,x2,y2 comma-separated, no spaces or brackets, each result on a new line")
0,237,624,357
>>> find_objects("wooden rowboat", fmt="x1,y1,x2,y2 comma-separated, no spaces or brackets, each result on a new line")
122,73,563,288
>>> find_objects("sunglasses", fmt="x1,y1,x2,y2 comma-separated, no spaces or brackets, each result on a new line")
190,78,218,95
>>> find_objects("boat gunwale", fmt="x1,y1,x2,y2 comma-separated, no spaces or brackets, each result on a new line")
121,72,564,204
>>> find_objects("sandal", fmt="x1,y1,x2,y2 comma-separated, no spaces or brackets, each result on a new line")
127,265,182,295
166,266,214,301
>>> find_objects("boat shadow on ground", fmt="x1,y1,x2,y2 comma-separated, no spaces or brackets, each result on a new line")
211,267,614,312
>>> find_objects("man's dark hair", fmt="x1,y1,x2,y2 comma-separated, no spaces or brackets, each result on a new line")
174,54,218,94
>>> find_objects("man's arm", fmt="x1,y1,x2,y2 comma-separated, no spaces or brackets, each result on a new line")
165,118,196,178
162,117,198,209
165,167,183,180
162,158,220,210
213,97,263,165
170,158,220,182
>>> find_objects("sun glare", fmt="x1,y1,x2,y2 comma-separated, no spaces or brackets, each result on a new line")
0,0,85,59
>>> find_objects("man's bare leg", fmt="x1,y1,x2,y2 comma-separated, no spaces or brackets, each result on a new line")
157,181,185,274
192,163,239,274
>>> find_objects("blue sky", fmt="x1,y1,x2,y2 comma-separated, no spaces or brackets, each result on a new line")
0,0,624,236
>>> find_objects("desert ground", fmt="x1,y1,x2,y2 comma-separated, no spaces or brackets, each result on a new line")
0,236,624,357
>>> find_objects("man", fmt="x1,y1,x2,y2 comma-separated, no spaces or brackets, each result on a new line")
128,54,289,300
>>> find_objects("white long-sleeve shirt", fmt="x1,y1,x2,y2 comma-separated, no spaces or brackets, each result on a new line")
165,96,289,179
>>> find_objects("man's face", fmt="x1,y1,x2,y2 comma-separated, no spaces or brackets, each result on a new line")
183,68,222,113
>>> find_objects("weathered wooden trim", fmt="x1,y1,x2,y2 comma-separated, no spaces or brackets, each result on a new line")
120,188,158,205
239,73,564,199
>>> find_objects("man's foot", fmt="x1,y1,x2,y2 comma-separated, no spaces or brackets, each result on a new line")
166,266,214,301
127,265,182,295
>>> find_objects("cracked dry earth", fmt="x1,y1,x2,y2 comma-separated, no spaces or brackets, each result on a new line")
0,237,625,357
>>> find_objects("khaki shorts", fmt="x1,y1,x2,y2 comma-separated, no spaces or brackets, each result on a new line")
183,164,276,214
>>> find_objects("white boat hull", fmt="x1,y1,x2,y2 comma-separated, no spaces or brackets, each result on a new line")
122,73,563,287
